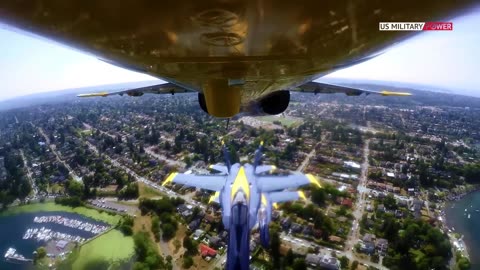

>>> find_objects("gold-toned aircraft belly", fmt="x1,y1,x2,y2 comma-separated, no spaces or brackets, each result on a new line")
0,1,474,117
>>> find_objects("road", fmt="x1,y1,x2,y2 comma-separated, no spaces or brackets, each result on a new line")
296,142,319,172
145,147,186,169
19,149,38,197
38,127,82,182
345,138,370,252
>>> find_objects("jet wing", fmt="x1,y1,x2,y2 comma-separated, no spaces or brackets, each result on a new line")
77,83,193,98
257,173,321,193
255,165,276,175
162,172,225,192
209,164,229,174
292,82,411,97
267,191,306,203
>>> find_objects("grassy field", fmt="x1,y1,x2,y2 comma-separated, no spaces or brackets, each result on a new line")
139,182,164,198
71,230,134,270
257,115,303,128
0,202,121,225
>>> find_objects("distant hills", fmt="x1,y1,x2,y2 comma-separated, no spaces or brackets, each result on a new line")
0,78,478,111
321,78,479,98
0,80,163,111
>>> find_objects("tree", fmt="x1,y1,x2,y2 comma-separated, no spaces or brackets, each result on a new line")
270,225,281,269
285,249,295,266
161,223,176,240
34,247,47,262
183,235,198,256
66,179,84,197
292,258,307,270
182,256,194,269
351,260,359,270
340,256,350,270
457,256,471,270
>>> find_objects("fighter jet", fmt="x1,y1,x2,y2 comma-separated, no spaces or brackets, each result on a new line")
0,1,475,118
162,141,320,270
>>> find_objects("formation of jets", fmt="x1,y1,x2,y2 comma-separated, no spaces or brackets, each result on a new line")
163,141,320,270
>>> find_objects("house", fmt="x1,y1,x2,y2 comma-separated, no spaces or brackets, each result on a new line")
341,198,353,208
208,236,222,248
199,244,217,257
395,210,404,218
319,256,340,270
305,254,322,266
181,210,193,218
56,240,69,250
328,235,342,243
280,218,291,230
193,229,205,240
302,225,313,236
189,219,201,231
313,229,323,239
359,241,375,255
291,223,303,234
219,230,229,241
377,204,386,213
337,216,348,223
362,233,376,243
376,238,389,255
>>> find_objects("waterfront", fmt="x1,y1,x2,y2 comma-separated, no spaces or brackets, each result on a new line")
0,211,108,270
445,191,480,268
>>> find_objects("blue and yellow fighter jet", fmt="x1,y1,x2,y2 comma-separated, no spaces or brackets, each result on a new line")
162,141,321,270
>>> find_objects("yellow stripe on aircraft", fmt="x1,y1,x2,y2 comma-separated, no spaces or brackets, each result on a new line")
306,174,321,188
298,191,307,201
261,194,268,206
380,91,412,96
231,166,250,200
162,172,178,186
77,92,109,97
209,191,220,204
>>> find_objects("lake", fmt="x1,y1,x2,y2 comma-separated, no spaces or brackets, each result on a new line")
0,211,108,270
445,191,480,268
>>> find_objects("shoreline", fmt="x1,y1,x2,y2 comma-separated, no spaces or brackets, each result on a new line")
439,186,480,265
0,202,121,225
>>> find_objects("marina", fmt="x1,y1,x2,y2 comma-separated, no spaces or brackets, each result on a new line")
0,211,113,270
23,227,86,243
4,248,32,264
33,215,109,234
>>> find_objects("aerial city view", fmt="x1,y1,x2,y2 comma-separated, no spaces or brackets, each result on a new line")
0,1,479,270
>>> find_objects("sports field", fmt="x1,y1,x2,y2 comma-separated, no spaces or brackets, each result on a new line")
72,229,134,270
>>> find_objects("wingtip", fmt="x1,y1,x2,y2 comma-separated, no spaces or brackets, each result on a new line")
162,172,178,186
208,191,220,204
298,191,307,201
306,174,321,188
76,92,109,98
380,91,412,96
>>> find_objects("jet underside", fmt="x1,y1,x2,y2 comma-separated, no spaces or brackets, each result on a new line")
0,0,474,106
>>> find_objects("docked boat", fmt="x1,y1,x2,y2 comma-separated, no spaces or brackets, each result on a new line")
4,248,32,264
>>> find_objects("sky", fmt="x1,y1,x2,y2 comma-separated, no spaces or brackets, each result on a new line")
0,8,479,101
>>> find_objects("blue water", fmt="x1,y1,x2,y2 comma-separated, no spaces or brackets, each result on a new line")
0,211,108,270
445,192,480,268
